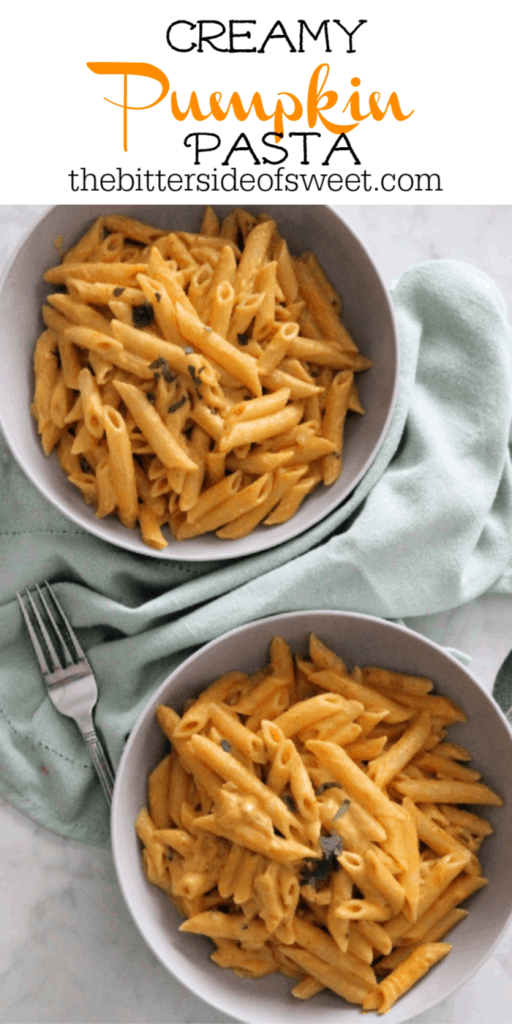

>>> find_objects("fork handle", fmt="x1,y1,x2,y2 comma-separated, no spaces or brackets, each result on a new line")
84,730,115,804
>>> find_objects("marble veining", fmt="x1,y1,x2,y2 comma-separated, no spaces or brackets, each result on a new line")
1,205,512,1023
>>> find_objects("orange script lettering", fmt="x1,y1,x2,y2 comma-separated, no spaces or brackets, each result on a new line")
87,62,414,151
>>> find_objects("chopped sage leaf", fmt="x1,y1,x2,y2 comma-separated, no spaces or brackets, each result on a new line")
132,302,155,328
315,782,341,796
113,287,125,297
300,829,343,888
220,739,231,753
319,831,343,858
300,858,331,887
149,357,176,383
281,794,296,813
333,798,350,821
168,395,187,414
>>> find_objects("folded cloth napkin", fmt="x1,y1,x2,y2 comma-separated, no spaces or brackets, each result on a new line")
1,260,512,846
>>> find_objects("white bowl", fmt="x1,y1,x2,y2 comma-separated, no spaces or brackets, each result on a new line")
112,611,512,1024
0,205,398,560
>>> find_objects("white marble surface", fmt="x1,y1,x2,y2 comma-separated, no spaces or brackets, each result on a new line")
1,205,512,1024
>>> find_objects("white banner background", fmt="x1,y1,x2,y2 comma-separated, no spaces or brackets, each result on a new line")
1,0,510,203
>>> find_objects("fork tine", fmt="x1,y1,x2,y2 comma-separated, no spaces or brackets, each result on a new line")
23,587,62,672
36,584,75,666
16,591,51,675
43,581,85,661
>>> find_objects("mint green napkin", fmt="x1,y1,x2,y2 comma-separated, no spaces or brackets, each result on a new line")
1,260,512,846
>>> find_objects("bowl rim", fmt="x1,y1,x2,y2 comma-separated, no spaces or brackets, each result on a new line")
0,204,400,562
111,609,512,1024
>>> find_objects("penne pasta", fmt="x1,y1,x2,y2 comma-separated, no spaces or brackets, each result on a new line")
136,634,499,1013
33,208,371,548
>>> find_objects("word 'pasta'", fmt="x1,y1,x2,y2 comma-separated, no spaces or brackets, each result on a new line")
31,207,371,549
137,634,501,1013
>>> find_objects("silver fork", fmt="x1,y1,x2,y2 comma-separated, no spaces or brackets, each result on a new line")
16,581,115,804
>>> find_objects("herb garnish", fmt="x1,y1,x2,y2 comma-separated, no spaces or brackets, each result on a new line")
168,395,187,414
132,302,155,328
149,357,176,383
320,832,344,859
315,782,341,796
299,799,350,887
155,292,162,303
281,794,296,813
220,739,231,753
333,798,350,821
300,831,343,888
113,287,125,297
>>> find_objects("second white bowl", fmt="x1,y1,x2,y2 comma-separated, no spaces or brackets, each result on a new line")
112,611,512,1023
